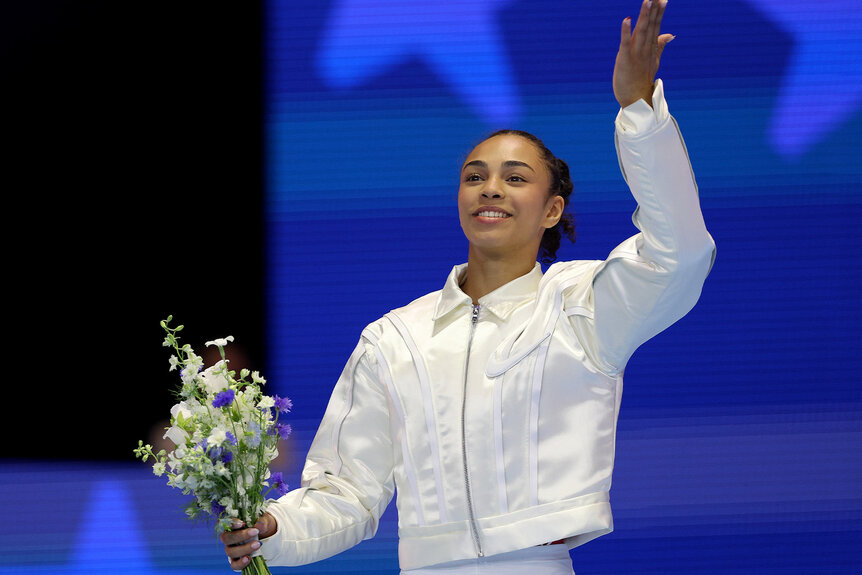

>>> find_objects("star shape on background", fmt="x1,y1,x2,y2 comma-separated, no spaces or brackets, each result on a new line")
746,0,861,158
317,0,520,125
25,480,213,574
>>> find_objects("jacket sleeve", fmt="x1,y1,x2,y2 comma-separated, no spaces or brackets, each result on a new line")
567,80,716,375
260,336,396,566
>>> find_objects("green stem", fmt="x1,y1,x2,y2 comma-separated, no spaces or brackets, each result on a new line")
242,555,272,575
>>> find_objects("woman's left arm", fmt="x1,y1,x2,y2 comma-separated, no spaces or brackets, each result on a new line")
570,0,716,374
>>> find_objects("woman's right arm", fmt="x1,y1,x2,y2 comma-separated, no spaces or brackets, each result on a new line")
223,336,396,568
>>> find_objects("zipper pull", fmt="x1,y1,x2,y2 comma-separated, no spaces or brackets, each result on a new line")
471,304,480,325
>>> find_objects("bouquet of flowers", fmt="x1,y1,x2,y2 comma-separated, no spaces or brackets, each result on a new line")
134,317,291,575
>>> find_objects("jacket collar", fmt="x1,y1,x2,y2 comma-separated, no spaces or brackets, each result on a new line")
432,262,543,322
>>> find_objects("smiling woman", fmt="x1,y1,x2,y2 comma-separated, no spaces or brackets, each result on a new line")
458,129,578,304
222,1,716,574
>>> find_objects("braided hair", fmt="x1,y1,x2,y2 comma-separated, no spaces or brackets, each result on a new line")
483,129,577,264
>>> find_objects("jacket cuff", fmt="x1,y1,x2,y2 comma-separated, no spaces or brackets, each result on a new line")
614,79,669,135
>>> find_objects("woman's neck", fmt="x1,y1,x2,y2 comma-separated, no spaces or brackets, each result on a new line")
460,249,537,304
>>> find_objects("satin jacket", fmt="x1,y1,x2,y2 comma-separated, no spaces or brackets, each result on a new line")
261,80,716,570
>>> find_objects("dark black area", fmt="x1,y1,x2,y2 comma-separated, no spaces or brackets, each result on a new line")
3,1,264,460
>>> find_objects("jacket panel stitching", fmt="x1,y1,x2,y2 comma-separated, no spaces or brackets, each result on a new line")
529,285,568,506
492,372,508,514
373,344,426,526
384,311,449,524
328,342,367,477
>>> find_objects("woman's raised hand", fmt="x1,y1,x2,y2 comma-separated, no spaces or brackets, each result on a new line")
613,0,673,109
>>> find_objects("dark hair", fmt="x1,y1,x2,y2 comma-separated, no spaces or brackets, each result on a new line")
483,129,577,264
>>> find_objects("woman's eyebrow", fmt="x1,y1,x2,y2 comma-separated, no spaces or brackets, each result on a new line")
461,159,535,172
503,160,535,172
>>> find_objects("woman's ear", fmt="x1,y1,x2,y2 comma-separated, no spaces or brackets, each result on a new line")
543,195,565,229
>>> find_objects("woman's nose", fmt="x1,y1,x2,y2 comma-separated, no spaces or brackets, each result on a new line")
481,176,504,199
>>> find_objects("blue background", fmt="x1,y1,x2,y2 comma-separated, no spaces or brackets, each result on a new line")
3,0,860,573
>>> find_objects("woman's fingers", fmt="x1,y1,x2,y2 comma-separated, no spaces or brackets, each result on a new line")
221,525,262,571
641,1,666,38
229,555,250,572
220,526,259,546
620,16,632,47
613,0,671,108
223,529,260,550
225,535,261,559
657,33,674,56
629,0,666,54
632,0,652,50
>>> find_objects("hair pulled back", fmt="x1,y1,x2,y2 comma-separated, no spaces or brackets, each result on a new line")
483,129,577,264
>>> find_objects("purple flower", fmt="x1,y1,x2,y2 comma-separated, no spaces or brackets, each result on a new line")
211,500,226,516
276,423,292,439
268,423,292,439
225,431,237,446
273,395,293,414
221,450,233,464
270,472,289,497
209,446,223,462
212,389,235,408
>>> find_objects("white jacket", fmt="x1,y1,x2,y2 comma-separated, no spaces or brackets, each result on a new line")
262,80,716,570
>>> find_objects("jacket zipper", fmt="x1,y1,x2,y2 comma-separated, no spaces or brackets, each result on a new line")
461,303,484,557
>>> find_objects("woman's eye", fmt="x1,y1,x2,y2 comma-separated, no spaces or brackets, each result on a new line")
465,173,483,182
507,175,525,182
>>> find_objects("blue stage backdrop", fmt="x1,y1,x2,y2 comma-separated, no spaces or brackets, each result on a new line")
3,0,860,573
264,0,862,573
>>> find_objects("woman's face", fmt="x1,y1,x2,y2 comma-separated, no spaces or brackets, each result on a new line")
458,134,563,260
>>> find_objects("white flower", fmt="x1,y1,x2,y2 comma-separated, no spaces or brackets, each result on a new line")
205,336,235,347
168,356,180,371
186,351,204,368
214,461,231,477
170,401,194,422
187,399,209,417
167,453,181,472
164,425,189,446
180,365,200,386
153,462,166,476
208,427,228,447
251,371,266,385
246,390,261,406
199,361,231,395
257,395,275,410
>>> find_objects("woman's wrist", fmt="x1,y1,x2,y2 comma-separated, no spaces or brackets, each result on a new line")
257,512,279,539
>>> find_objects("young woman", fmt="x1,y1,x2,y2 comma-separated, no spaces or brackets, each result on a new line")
223,1,715,572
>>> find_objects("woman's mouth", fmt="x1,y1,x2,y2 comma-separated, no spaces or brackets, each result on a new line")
474,209,511,219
